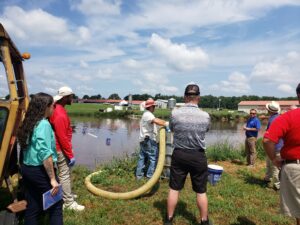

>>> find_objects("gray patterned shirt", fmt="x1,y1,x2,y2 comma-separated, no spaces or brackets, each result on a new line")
170,103,210,150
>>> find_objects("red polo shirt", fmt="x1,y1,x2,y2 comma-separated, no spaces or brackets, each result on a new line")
49,104,74,159
264,108,300,160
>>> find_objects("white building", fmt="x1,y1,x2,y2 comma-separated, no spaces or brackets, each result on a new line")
156,99,168,109
238,100,299,113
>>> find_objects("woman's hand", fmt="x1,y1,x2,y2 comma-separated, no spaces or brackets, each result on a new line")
50,178,60,196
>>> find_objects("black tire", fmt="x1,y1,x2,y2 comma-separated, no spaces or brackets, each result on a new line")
0,210,18,225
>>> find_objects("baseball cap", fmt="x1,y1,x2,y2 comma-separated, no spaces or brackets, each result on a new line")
184,84,200,96
53,86,74,102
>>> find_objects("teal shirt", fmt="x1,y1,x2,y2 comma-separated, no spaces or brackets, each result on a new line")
23,119,57,166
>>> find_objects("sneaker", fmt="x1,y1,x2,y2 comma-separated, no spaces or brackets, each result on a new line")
72,193,78,199
64,201,85,211
164,215,173,225
200,219,213,225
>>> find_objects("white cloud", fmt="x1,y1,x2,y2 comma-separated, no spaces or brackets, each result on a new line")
209,72,251,94
277,84,294,94
73,0,121,16
144,72,168,85
76,85,95,95
77,26,91,44
149,33,209,71
0,6,93,47
159,85,178,93
123,0,300,37
44,87,57,94
80,60,89,68
122,59,141,69
96,68,113,79
73,73,92,81
250,51,300,84
132,72,178,95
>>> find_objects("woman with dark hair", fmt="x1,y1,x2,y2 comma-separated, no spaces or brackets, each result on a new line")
18,92,63,225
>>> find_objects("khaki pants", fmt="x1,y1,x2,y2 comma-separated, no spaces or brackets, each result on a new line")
245,137,257,165
280,163,300,218
57,152,74,206
265,153,280,189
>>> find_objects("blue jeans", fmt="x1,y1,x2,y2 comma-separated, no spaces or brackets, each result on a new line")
136,139,158,179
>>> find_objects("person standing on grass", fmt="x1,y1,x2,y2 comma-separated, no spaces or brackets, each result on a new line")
49,86,85,211
136,98,169,180
263,101,283,190
165,83,212,225
18,93,63,225
263,83,300,225
243,108,261,167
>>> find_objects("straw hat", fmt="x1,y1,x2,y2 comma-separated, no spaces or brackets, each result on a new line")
266,101,281,113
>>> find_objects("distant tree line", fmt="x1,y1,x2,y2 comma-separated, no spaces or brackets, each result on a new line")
80,93,297,110
125,94,297,110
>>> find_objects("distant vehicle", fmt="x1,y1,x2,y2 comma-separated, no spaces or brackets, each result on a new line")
0,23,29,224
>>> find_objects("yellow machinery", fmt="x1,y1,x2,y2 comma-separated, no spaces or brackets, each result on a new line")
0,23,29,224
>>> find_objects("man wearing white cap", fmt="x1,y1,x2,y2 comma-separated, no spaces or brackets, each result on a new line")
49,86,85,211
136,98,169,179
264,101,283,190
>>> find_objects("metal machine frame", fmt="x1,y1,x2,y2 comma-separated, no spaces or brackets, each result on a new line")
0,23,29,217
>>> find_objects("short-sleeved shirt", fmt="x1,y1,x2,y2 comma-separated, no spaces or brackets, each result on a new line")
245,117,261,138
266,113,283,152
23,119,57,166
170,103,210,150
264,108,300,160
139,110,157,141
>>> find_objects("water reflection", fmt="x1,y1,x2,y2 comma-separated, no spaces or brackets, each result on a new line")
71,117,266,169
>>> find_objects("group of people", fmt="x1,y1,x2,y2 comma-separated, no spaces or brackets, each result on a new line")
18,86,85,225
137,83,300,225
17,81,300,225
136,84,211,225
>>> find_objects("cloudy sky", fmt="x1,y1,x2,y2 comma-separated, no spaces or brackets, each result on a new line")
1,0,300,98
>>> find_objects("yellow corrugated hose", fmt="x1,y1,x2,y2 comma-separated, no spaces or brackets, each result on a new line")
84,128,166,199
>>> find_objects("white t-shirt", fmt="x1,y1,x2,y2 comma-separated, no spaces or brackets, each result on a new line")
139,110,157,141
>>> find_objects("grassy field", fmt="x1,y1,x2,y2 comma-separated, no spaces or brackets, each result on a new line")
0,142,294,225
61,141,292,225
64,160,293,225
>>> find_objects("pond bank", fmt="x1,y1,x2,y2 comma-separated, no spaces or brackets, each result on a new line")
66,103,249,121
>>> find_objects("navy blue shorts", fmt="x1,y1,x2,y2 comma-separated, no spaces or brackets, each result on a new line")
169,148,208,193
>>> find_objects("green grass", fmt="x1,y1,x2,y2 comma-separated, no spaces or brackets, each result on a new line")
1,146,293,225
60,148,293,225
66,103,248,120
206,141,245,161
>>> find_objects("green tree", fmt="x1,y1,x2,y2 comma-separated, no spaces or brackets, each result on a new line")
108,93,121,100
90,94,102,99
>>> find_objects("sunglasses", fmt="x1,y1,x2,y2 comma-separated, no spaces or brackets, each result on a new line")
250,112,256,115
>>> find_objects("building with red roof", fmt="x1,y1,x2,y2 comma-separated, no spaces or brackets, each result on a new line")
238,100,299,113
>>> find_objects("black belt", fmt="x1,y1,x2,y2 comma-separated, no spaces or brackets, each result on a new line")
174,148,204,152
282,159,300,164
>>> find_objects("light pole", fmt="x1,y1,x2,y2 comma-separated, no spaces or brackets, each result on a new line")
218,98,221,110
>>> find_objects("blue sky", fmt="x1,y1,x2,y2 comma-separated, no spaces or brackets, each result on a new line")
1,0,300,98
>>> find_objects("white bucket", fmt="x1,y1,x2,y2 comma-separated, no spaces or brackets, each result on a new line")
208,164,224,186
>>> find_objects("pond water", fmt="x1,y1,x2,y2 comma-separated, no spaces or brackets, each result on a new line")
71,117,267,169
